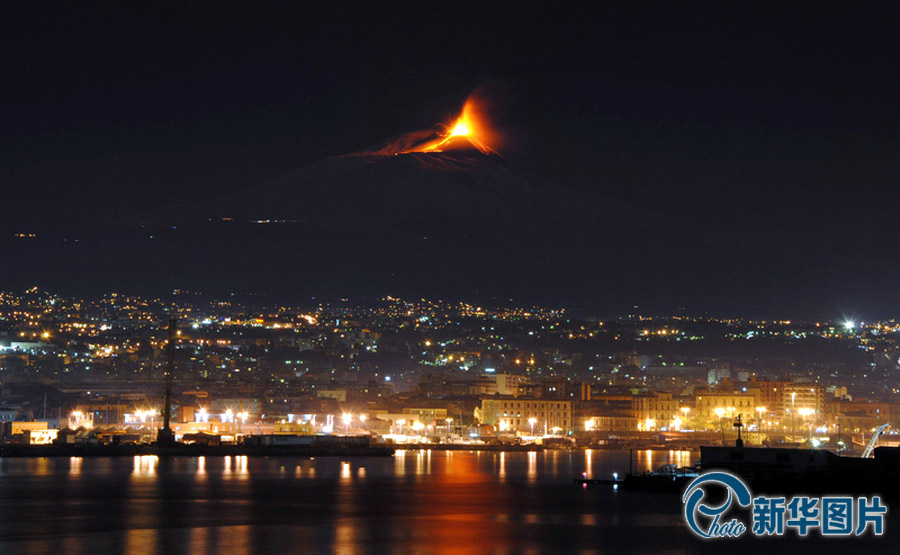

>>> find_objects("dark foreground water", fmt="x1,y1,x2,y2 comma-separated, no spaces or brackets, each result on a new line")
0,450,896,554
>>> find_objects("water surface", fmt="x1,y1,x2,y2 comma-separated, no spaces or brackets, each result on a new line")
0,450,893,553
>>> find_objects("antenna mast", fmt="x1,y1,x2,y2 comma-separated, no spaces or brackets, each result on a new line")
157,318,177,446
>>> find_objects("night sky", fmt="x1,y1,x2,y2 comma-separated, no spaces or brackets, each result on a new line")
3,2,900,318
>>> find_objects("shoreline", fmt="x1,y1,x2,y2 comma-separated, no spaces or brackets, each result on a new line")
0,444,395,458
0,443,705,458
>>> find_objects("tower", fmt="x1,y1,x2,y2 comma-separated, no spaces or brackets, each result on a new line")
157,318,177,446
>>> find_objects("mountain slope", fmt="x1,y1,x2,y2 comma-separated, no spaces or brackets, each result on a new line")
198,150,626,231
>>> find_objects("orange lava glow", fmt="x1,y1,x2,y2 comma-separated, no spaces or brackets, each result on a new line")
450,121,471,137
360,91,504,157
405,96,499,155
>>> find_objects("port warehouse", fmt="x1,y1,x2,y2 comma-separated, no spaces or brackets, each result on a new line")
0,420,375,449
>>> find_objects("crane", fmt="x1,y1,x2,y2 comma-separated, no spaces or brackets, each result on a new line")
861,423,890,459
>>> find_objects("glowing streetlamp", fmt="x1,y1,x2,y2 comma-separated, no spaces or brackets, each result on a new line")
798,408,814,441
342,413,352,435
791,392,797,443
528,417,537,436
198,407,207,423
146,409,157,438
225,408,234,436
756,406,766,443
239,411,249,435
714,408,726,445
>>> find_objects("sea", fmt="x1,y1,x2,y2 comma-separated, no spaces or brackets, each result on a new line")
0,449,896,554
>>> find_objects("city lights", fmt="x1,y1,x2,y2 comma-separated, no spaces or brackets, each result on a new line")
0,287,893,480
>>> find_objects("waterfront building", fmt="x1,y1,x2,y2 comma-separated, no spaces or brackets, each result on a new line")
476,396,572,434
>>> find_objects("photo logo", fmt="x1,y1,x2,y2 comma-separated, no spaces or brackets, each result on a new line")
682,471,888,539
682,471,752,538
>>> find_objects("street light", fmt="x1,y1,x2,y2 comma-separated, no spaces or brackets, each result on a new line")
791,392,796,443
147,409,157,439
756,407,766,444
798,408,814,441
528,417,537,436
342,413,352,435
446,417,453,438
714,408,726,445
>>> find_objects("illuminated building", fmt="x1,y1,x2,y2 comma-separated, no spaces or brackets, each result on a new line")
632,392,679,431
495,374,529,396
477,397,571,434
781,384,825,421
694,392,759,427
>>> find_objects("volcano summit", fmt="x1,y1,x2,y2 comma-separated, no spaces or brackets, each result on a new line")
4,97,662,309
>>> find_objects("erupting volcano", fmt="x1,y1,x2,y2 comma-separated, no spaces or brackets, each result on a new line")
369,94,501,156
408,97,499,155
171,90,622,231
39,89,656,308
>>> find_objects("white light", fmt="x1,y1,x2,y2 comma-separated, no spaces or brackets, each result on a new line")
844,320,855,330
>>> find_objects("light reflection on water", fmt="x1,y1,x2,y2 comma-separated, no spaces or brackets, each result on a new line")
132,454,158,476
69,456,82,476
1,449,886,553
527,450,537,484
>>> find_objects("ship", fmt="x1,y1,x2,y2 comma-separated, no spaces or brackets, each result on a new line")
616,421,900,497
